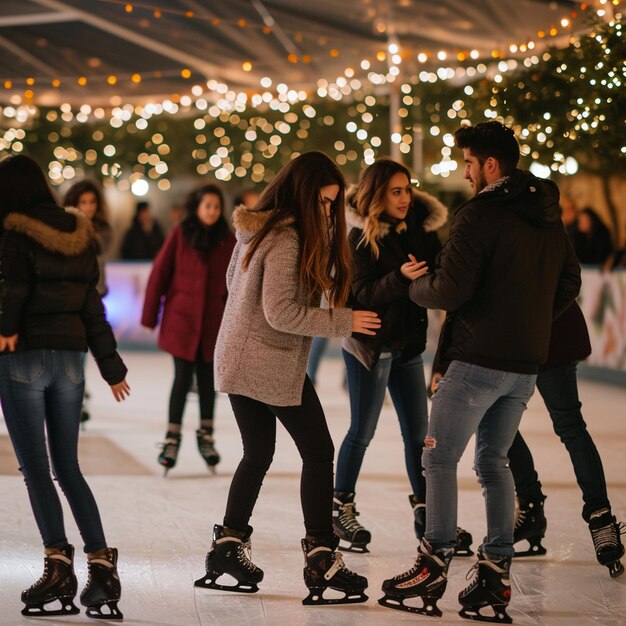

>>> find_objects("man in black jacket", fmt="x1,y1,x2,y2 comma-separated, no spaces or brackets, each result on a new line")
379,122,581,621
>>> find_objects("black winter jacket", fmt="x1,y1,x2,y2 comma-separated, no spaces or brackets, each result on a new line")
0,204,127,385
345,190,447,369
410,170,581,374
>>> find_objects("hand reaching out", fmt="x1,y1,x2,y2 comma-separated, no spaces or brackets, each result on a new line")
0,334,18,352
400,254,429,281
110,380,130,402
352,310,381,336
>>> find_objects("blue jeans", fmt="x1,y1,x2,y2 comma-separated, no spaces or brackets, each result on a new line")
306,337,329,385
508,362,610,522
424,360,536,558
0,350,107,553
336,349,428,498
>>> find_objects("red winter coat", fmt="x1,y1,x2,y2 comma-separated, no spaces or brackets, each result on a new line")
141,225,235,362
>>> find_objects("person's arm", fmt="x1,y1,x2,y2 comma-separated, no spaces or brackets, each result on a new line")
261,230,353,337
0,233,32,337
553,231,581,319
409,206,489,311
140,230,177,329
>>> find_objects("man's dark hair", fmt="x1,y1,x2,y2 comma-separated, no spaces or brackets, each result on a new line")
455,122,520,175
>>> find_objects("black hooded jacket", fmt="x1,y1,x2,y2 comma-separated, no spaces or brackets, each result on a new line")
410,170,581,374
0,204,127,384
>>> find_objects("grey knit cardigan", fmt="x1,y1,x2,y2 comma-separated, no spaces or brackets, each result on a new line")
214,205,353,406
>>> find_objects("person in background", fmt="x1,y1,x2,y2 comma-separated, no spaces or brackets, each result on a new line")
0,155,129,620
570,207,613,265
194,152,379,605
120,200,164,260
233,188,261,210
63,180,113,426
141,184,235,475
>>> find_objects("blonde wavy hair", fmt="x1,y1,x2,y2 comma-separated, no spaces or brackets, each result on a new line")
356,159,412,258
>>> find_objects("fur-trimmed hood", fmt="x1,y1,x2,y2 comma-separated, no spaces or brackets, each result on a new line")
232,204,295,244
345,184,448,239
3,207,94,256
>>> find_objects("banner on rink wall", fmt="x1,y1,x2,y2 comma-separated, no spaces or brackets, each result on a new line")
579,268,626,373
103,263,626,379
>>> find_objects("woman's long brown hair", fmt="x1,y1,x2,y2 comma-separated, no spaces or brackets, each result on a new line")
243,151,351,307
356,159,412,258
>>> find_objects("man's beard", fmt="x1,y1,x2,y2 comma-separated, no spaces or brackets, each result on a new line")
473,169,488,195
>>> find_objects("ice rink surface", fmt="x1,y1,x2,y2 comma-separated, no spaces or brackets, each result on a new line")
1,351,624,625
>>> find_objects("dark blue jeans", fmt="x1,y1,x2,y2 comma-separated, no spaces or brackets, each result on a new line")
508,362,610,522
336,349,428,499
0,350,107,553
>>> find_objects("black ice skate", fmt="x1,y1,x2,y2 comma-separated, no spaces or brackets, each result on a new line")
80,547,123,621
588,508,625,578
194,524,264,593
333,491,371,553
196,428,220,473
409,494,426,540
458,550,512,624
378,543,451,617
21,545,80,617
407,496,473,556
513,495,547,557
158,431,181,476
301,535,368,605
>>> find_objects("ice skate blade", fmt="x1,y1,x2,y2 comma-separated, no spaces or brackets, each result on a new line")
22,598,80,617
378,594,442,617
85,600,123,621
608,559,624,578
194,575,259,593
459,604,512,623
454,547,475,557
514,537,546,557
338,541,369,554
302,587,368,605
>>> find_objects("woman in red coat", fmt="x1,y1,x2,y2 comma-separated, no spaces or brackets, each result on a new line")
142,184,236,474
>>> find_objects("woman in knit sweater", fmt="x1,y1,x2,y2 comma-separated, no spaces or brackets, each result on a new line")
194,151,380,605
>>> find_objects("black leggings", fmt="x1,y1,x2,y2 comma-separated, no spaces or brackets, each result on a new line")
169,355,215,433
224,377,335,540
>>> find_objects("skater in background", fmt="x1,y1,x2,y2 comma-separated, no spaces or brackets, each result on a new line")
141,184,235,475
332,159,473,556
569,207,613,266
120,200,164,260
380,122,581,621
0,155,129,620
63,180,113,426
194,151,380,604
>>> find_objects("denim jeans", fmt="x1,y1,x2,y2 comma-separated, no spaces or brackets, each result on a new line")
508,362,610,522
306,337,329,386
336,349,428,498
424,360,536,558
0,350,107,553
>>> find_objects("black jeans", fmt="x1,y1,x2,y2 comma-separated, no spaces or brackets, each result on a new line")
169,354,215,432
508,362,610,522
224,377,335,540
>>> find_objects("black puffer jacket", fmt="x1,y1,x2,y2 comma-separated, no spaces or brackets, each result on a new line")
345,189,447,369
410,170,581,374
0,204,126,384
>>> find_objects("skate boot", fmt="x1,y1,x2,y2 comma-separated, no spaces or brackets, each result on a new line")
459,550,512,623
409,494,426,540
194,524,264,593
158,431,181,476
301,534,368,605
196,428,220,473
513,495,547,557
456,526,474,557
333,491,371,553
80,547,123,620
588,508,625,578
379,541,451,617
21,545,79,617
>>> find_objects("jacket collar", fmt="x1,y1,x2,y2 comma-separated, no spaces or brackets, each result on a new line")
232,204,295,243
3,207,93,256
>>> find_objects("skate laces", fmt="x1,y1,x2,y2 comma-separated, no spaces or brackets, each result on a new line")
236,540,258,572
198,434,216,456
159,437,179,460
324,550,357,581
337,502,365,533
591,518,625,552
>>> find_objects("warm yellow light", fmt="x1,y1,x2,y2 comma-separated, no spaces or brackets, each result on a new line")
52,79,60,88
549,27,558,36
561,18,570,27
26,77,35,85
78,76,87,85
242,61,253,72
238,18,246,27
4,80,12,88
376,50,386,61
125,4,133,13
302,55,312,63
181,68,192,79
330,49,339,57
24,89,34,99
131,73,142,83
107,75,117,85
288,54,298,63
